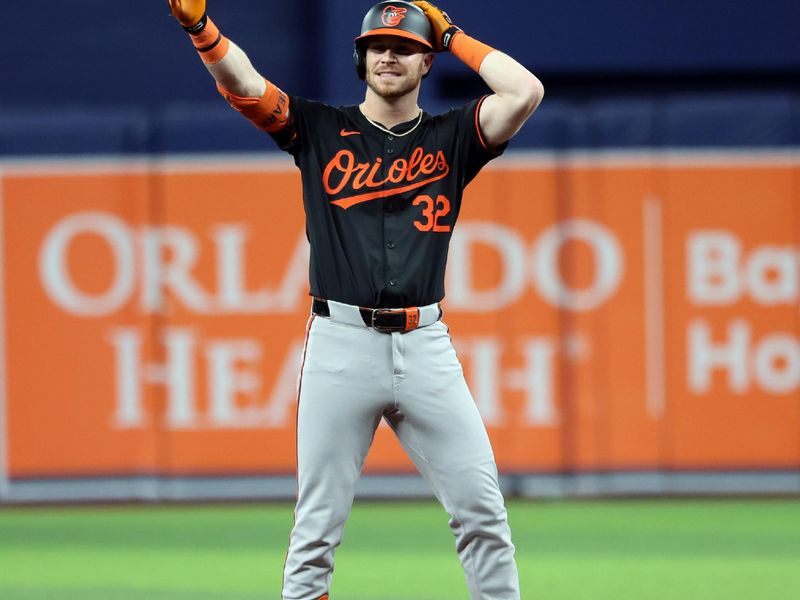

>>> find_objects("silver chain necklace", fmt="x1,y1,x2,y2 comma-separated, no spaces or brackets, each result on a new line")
360,109,423,137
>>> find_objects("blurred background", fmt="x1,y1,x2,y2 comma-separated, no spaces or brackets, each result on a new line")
1,0,800,505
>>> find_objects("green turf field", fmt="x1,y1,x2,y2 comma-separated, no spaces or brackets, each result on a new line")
0,499,798,599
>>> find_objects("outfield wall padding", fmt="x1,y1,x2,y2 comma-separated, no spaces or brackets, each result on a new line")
1,94,799,502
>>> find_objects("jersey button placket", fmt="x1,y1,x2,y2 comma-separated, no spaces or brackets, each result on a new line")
384,134,400,295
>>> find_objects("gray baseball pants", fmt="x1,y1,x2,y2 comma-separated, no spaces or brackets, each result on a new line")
281,300,520,599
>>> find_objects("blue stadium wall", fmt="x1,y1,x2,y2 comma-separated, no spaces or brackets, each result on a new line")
4,0,800,155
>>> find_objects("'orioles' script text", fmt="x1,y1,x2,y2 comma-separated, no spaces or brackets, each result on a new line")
324,147,450,209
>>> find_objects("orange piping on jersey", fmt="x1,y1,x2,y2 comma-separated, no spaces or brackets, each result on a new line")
217,80,291,133
474,95,491,151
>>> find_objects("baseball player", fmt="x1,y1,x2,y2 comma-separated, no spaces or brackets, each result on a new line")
167,1,543,598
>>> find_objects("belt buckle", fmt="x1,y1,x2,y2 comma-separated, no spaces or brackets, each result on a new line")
370,308,400,333
370,307,420,333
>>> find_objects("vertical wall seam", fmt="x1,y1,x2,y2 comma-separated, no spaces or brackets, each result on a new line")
0,170,9,499
644,195,666,421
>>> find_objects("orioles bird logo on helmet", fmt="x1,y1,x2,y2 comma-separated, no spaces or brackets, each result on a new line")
381,5,408,27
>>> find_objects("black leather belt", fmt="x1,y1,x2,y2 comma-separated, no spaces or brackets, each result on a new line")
312,298,436,333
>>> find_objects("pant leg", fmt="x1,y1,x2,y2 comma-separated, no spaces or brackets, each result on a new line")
386,321,520,600
282,317,392,600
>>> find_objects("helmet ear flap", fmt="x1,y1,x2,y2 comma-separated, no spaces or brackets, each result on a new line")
353,45,366,80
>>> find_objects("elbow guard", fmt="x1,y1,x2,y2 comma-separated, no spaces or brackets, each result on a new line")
217,80,291,133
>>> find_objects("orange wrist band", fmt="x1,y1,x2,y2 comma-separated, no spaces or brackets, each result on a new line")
217,80,291,133
189,17,230,65
450,33,495,73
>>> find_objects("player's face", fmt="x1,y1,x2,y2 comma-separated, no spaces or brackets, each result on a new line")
363,36,432,99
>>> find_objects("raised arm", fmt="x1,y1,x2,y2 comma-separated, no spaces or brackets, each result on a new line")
413,2,544,148
168,0,289,132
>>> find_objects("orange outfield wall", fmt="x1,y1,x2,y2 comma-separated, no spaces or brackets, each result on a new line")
2,158,799,479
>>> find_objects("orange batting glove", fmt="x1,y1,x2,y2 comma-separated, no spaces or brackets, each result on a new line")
168,0,207,32
412,1,462,52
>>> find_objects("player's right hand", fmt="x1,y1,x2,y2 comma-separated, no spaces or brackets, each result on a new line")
168,0,206,28
412,1,462,52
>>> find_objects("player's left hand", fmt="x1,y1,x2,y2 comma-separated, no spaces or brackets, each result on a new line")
412,1,462,52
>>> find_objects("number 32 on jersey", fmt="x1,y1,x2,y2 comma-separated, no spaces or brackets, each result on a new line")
413,194,451,232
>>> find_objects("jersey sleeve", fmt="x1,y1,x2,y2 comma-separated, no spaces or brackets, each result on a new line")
268,96,339,158
267,94,302,154
456,95,508,186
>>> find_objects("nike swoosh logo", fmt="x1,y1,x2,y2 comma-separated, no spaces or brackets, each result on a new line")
339,129,361,137
330,172,449,209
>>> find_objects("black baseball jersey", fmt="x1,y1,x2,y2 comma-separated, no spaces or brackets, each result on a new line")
271,95,504,308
